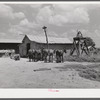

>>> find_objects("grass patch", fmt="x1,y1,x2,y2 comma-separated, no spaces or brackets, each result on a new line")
78,68,100,81
73,64,100,81
64,55,100,62
55,64,100,82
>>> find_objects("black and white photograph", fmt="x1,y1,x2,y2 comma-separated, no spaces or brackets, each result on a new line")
0,2,100,89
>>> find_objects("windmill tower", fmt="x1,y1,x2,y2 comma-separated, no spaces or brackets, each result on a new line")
70,31,89,56
42,26,49,50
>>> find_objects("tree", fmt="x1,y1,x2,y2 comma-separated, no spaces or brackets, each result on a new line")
85,37,95,47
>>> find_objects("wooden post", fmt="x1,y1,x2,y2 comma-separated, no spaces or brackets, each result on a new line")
42,26,49,50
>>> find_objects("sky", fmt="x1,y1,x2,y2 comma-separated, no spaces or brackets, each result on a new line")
0,3,100,47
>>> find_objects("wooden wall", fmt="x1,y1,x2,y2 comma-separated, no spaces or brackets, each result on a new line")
19,36,73,57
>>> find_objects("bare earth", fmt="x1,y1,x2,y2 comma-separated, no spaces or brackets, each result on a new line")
0,57,100,88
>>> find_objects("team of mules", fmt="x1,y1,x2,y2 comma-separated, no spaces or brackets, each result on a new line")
28,49,66,63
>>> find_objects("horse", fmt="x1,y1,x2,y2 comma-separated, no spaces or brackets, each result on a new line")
28,49,47,62
36,49,42,61
55,49,66,63
42,49,54,63
31,49,35,62
28,49,33,62
31,49,42,62
42,49,49,63
41,48,45,61
48,49,54,62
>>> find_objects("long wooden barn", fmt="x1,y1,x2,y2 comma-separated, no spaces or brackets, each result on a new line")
19,35,73,57
0,39,22,54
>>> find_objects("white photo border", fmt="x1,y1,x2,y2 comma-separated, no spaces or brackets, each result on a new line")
0,1,100,98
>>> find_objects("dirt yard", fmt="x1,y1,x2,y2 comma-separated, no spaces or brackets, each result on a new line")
0,57,100,88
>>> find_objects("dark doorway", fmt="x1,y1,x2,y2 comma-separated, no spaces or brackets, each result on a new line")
27,43,30,54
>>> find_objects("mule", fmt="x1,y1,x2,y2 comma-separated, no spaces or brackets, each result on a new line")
28,49,33,62
55,49,66,63
42,49,54,63
48,49,54,62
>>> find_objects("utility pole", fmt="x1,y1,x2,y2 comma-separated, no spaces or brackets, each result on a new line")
42,26,49,50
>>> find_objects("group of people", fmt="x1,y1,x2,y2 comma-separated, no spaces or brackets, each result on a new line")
28,48,66,63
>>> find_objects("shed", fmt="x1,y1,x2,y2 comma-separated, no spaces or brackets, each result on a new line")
19,35,73,57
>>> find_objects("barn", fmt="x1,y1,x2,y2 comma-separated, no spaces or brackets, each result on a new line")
0,39,22,54
19,35,73,57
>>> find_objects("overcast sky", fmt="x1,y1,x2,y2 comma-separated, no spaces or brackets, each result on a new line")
0,3,100,47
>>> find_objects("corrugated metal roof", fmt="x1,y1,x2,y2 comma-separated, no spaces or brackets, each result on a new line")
0,39,22,43
27,35,72,44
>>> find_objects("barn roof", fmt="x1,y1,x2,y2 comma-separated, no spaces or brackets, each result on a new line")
26,35,72,44
0,39,22,43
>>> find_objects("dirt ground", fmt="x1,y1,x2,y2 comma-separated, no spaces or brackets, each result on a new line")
0,57,100,88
